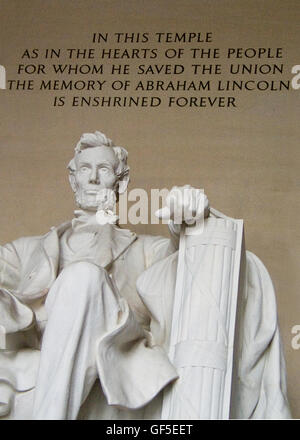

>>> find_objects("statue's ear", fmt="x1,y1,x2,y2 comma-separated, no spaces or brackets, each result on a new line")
117,170,130,194
69,173,77,193
67,159,77,192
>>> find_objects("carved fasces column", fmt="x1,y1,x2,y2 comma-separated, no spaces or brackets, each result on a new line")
162,215,244,419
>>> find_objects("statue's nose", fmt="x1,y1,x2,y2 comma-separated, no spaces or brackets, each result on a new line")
89,168,99,184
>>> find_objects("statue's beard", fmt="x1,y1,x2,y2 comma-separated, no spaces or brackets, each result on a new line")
74,189,100,211
74,187,117,212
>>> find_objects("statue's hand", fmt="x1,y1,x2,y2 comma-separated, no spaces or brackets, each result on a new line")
155,185,209,225
95,188,119,225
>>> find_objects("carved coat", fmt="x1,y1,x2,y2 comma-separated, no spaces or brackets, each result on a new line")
0,221,178,419
0,220,291,419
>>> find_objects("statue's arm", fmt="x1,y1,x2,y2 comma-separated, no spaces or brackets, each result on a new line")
231,251,292,419
140,233,177,270
0,240,36,347
0,241,39,419
0,241,21,293
167,221,180,250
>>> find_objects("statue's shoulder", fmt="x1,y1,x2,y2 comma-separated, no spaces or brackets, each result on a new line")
9,221,70,255
10,232,47,252
244,249,274,286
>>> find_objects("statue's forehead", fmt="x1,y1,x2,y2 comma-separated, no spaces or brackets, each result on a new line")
75,146,117,166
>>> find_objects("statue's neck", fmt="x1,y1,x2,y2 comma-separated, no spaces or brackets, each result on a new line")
74,209,96,219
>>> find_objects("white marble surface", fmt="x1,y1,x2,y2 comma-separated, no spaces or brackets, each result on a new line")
0,131,291,419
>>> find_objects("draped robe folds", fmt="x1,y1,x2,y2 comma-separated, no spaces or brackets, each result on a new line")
0,218,291,419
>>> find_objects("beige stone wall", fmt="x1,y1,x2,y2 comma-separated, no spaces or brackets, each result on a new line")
0,0,299,417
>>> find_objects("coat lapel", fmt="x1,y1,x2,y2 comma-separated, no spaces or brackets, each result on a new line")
44,221,137,272
17,221,137,302
108,225,137,267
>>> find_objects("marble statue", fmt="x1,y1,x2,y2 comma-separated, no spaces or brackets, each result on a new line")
0,131,291,420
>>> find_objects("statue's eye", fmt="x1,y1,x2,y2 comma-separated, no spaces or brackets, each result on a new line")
99,167,109,174
80,166,89,173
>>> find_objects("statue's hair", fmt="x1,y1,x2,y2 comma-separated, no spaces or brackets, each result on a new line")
67,131,130,180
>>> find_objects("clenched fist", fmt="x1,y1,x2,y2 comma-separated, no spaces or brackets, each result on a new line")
155,185,210,225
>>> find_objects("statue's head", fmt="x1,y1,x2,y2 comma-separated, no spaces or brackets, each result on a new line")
67,131,130,211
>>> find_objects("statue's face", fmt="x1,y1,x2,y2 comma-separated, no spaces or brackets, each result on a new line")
72,146,118,211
